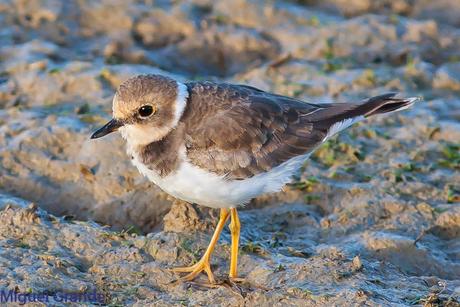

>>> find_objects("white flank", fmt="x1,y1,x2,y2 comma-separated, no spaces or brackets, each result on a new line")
130,146,311,208
325,116,364,141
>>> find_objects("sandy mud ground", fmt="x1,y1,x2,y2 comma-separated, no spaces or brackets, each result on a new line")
0,0,459,305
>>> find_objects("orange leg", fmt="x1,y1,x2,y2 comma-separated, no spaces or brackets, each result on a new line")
228,208,241,279
171,208,230,283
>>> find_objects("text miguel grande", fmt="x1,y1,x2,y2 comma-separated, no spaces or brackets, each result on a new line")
0,289,106,304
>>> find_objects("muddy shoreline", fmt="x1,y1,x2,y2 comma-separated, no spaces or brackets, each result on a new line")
0,0,459,305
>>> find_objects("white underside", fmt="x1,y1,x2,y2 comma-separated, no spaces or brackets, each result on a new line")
130,147,311,208
127,116,364,208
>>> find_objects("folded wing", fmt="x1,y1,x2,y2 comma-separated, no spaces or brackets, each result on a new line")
183,82,418,180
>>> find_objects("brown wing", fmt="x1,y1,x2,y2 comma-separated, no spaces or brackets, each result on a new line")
181,82,327,180
181,83,416,180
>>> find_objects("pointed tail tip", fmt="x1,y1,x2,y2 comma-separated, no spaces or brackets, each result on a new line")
404,96,423,104
365,94,422,117
399,95,423,110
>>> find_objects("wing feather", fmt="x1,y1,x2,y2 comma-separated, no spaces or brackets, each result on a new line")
182,82,323,180
181,83,416,180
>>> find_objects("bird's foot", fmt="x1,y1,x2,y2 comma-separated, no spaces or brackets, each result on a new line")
228,277,245,283
171,257,215,284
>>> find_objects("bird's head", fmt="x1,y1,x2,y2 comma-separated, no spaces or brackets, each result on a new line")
91,74,188,146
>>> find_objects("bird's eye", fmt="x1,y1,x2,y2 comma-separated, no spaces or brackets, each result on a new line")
138,105,154,118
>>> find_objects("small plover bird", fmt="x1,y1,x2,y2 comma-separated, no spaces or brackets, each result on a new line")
91,74,418,283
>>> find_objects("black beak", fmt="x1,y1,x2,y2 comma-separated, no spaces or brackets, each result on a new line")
90,118,123,139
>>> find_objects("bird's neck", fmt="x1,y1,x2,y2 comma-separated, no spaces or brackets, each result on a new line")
126,124,185,177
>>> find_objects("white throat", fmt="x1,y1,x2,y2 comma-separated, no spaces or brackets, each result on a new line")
119,81,189,149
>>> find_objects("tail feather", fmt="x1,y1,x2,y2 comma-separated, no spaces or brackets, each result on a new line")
363,93,420,117
308,93,421,139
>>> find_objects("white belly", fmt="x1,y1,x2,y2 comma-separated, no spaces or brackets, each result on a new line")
130,149,310,208
124,114,362,208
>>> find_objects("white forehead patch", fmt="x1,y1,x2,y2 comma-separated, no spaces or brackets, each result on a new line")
112,93,118,116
